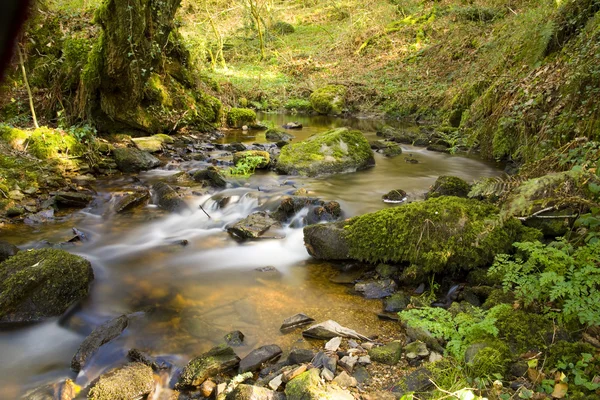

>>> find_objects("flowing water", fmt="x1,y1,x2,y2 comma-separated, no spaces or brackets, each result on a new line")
0,114,503,398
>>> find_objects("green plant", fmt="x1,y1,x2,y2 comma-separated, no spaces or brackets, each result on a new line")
490,240,600,326
228,155,265,176
556,353,600,392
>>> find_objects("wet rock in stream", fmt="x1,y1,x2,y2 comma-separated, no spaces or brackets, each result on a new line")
176,344,241,389
0,240,19,262
152,182,189,213
72,314,129,372
113,188,150,213
280,313,315,331
355,279,397,299
112,147,161,172
227,212,283,240
238,344,282,373
53,191,94,208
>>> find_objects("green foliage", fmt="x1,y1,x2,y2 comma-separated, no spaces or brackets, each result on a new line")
284,98,312,112
309,85,347,115
556,352,600,392
490,240,600,326
399,305,506,359
228,155,265,176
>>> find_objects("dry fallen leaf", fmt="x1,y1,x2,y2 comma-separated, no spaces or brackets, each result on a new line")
551,382,568,399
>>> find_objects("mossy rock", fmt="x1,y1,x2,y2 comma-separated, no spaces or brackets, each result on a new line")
132,134,173,153
481,288,515,310
0,248,94,324
176,344,240,389
309,85,347,115
545,341,596,370
377,126,430,146
0,124,30,151
465,340,512,378
305,197,522,277
112,147,161,172
368,341,402,365
193,166,227,188
88,362,154,400
426,176,471,199
226,108,257,128
490,305,553,353
27,127,84,160
233,150,270,169
276,128,374,177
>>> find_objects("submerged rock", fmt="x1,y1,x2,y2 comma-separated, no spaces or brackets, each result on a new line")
382,189,407,203
152,182,189,213
377,126,430,146
304,196,522,277
71,315,129,372
282,122,303,130
355,279,397,299
113,147,161,172
227,212,283,240
224,330,245,347
239,344,282,373
114,188,150,213
266,129,294,142
280,313,315,331
177,344,240,388
0,248,94,325
276,128,374,177
88,362,154,400
0,240,19,262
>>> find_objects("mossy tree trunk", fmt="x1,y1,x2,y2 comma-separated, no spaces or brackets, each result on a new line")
86,0,221,134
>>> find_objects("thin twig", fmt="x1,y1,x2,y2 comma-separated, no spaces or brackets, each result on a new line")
199,203,212,219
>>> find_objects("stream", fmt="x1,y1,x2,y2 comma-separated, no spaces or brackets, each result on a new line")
0,114,503,398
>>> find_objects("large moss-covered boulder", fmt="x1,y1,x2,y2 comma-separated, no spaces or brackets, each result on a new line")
304,197,522,275
88,362,154,400
113,147,161,172
310,85,347,115
0,248,94,324
233,150,270,169
176,344,240,389
276,128,374,176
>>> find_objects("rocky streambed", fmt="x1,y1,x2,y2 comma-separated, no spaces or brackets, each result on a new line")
0,114,517,399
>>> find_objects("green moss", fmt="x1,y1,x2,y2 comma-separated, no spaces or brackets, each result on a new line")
482,289,515,310
145,73,173,107
0,248,94,323
284,98,312,112
0,125,30,150
492,117,516,161
271,21,295,35
88,363,154,400
545,341,596,370
176,344,239,388
490,306,552,353
309,85,347,115
285,368,346,400
277,127,374,176
344,197,521,275
27,127,84,160
426,176,471,199
466,340,512,378
226,108,257,128
233,150,270,168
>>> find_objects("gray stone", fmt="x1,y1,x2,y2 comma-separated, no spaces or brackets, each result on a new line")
228,212,283,241
303,221,350,260
302,320,369,340
287,348,316,364
333,371,357,388
239,344,282,373
53,191,93,208
114,189,150,213
339,355,358,373
325,337,342,352
358,355,371,365
71,315,129,372
269,374,283,391
192,166,227,188
321,368,334,381
353,365,370,385
176,344,240,388
280,313,315,331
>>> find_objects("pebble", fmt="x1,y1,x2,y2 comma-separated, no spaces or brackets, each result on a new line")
321,368,334,382
325,337,342,352
200,380,216,397
340,355,358,373
269,374,283,391
333,371,358,388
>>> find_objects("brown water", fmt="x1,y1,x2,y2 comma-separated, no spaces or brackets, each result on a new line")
0,114,503,398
